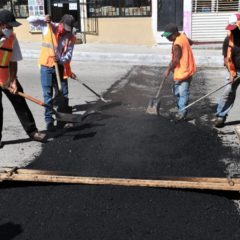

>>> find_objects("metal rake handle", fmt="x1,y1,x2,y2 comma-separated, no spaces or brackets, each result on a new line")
181,81,231,111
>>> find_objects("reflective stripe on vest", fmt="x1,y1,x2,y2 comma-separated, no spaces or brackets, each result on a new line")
172,33,196,81
0,33,15,87
38,25,76,68
41,42,53,49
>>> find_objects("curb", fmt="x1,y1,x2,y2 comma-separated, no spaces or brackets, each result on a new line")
21,49,223,67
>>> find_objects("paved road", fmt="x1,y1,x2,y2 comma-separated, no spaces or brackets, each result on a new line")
0,62,240,239
0,60,132,167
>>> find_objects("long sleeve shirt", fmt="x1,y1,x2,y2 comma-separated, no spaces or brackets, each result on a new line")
27,16,75,65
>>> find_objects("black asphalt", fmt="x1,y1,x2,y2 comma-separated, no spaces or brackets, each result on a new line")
0,66,240,240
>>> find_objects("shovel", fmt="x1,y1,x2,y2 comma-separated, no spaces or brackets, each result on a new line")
180,81,232,112
146,77,166,115
48,24,68,110
17,92,93,123
73,76,111,103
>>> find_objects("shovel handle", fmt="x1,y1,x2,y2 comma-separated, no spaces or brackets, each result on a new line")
181,81,231,111
54,62,62,91
155,77,166,98
75,77,101,98
48,24,62,92
17,92,46,107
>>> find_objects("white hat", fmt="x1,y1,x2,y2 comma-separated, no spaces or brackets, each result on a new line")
226,13,240,30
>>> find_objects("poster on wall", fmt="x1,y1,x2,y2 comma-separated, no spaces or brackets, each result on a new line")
28,0,45,33
69,3,77,10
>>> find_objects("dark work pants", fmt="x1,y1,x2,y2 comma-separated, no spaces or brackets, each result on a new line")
0,79,38,141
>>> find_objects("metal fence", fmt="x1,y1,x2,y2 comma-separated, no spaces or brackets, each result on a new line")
79,1,97,35
192,0,240,13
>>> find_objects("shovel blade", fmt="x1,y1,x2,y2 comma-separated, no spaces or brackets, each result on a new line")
53,93,66,105
54,111,83,123
146,98,161,115
54,110,97,123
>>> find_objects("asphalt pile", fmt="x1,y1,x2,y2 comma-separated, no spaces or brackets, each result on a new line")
0,66,239,240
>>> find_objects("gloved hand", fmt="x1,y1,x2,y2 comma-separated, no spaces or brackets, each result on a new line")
70,72,77,80
8,80,18,94
45,15,51,24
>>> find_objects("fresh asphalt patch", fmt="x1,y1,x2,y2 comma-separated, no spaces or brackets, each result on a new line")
0,66,239,239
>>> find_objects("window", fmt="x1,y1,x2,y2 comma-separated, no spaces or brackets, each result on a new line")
87,0,152,17
13,0,28,17
0,0,28,18
218,0,239,11
192,0,240,13
0,0,12,12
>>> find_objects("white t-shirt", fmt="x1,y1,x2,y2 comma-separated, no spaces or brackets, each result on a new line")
10,38,23,62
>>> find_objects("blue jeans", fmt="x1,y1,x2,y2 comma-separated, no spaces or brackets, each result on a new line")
40,65,69,124
216,70,240,118
173,77,191,117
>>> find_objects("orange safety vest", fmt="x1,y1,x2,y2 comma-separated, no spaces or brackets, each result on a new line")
38,25,76,70
0,33,15,87
64,62,72,79
63,36,76,79
227,31,237,78
38,25,57,67
63,37,76,79
172,33,196,81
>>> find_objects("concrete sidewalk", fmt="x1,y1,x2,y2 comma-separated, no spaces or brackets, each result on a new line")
19,41,223,67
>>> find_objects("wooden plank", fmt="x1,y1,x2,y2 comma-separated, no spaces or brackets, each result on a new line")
0,168,235,184
0,168,239,191
2,168,239,183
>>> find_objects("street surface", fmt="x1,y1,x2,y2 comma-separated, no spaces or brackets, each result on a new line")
0,60,132,167
0,60,240,239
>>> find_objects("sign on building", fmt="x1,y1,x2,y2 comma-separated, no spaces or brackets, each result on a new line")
28,0,45,33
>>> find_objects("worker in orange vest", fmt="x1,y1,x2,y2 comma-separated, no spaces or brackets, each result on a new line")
27,14,77,131
0,10,46,148
162,23,197,121
215,13,240,128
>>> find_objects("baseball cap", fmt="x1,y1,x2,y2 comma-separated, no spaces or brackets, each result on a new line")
0,10,21,27
226,13,240,30
162,23,178,37
61,14,78,31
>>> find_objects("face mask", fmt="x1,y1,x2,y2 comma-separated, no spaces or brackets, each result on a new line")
2,28,13,38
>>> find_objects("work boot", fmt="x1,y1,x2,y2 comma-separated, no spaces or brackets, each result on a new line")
175,113,187,121
63,123,75,129
56,121,65,129
46,122,56,132
28,131,47,143
214,117,226,128
56,122,75,129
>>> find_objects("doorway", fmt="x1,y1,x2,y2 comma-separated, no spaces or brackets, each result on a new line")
157,0,183,31
50,0,80,31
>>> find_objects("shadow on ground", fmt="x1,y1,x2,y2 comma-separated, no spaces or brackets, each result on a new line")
0,222,23,240
0,66,239,240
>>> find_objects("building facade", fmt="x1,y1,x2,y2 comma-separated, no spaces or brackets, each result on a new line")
1,0,240,45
